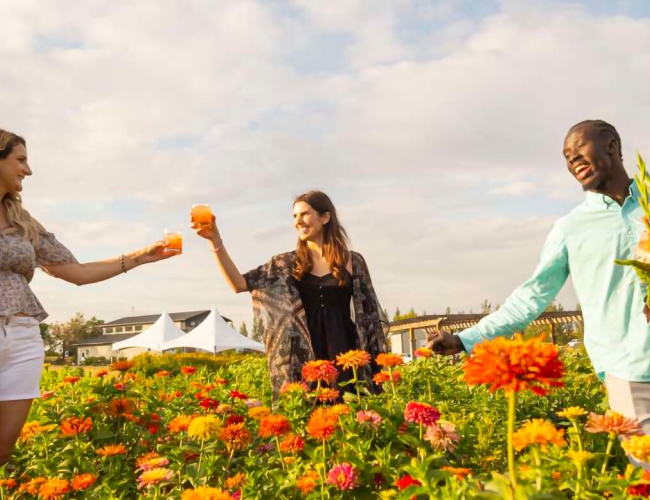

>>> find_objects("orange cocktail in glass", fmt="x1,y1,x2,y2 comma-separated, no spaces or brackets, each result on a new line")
164,230,183,254
191,204,213,229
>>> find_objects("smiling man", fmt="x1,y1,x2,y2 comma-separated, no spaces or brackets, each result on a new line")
428,120,650,436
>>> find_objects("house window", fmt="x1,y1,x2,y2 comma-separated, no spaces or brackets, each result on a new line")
188,321,194,326
135,325,143,331
116,327,124,333
124,326,133,332
105,327,114,334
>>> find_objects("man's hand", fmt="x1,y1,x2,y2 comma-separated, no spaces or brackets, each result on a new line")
426,330,466,356
644,302,650,324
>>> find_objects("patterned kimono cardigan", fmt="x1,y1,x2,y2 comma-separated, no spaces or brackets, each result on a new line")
243,251,389,399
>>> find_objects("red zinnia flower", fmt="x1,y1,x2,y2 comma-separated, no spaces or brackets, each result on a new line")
301,360,339,385
404,402,441,426
327,463,359,491
463,333,564,395
229,390,249,400
181,366,197,375
226,415,245,426
63,376,81,384
395,474,422,490
279,434,305,454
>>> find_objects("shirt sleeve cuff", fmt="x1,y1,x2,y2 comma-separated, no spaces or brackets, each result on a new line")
457,327,484,354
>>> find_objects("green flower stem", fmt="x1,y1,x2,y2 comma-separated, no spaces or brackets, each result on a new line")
571,421,584,451
352,366,361,402
532,446,542,492
274,436,286,470
601,432,616,475
506,391,518,489
197,438,205,480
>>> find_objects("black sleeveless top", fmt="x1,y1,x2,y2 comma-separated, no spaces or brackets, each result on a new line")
295,268,358,361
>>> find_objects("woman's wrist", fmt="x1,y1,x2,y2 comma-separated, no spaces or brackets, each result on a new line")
210,235,224,252
125,251,143,270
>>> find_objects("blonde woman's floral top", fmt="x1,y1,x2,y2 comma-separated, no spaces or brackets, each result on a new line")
0,229,77,320
244,251,389,398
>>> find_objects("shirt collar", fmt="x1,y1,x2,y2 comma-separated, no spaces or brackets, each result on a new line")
585,180,637,207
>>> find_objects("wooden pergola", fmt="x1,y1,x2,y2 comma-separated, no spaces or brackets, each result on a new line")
388,311,583,355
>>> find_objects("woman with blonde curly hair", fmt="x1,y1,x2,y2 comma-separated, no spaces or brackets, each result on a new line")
0,130,178,465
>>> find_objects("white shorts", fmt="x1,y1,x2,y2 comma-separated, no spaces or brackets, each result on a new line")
0,316,44,401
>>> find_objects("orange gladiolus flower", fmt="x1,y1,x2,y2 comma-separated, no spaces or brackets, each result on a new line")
38,478,70,500
463,333,564,395
259,414,292,438
71,473,97,491
220,423,252,451
279,434,305,454
296,471,320,495
110,360,135,372
181,486,234,499
512,419,566,452
60,416,93,436
376,353,405,368
585,411,644,437
168,415,195,433
335,350,371,370
301,360,339,385
96,444,127,457
306,408,339,441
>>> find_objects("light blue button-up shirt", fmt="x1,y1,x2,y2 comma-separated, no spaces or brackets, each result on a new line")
458,182,650,381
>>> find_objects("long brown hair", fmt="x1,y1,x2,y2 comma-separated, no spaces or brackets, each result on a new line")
293,191,351,286
0,130,42,244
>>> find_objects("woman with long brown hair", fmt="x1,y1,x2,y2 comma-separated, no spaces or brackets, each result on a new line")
193,190,388,398
0,130,179,465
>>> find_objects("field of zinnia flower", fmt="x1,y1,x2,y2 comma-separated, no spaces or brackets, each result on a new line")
4,334,650,499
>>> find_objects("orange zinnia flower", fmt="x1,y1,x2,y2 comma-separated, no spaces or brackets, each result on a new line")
316,388,340,402
137,468,173,489
96,444,127,457
63,376,81,384
414,347,433,359
296,471,320,495
60,416,93,436
306,408,339,441
225,473,246,489
106,397,136,418
585,411,644,437
330,404,351,417
280,381,309,394
301,360,339,385
0,479,17,489
373,370,401,384
220,423,252,451
155,370,172,378
136,451,161,468
279,434,306,454
440,466,472,480
38,478,70,500
335,350,371,370
376,353,405,368
71,473,97,491
168,414,195,433
181,486,234,499
512,419,566,451
95,369,108,378
20,421,55,442
181,366,197,375
463,333,564,395
19,478,46,495
110,360,135,372
259,414,292,438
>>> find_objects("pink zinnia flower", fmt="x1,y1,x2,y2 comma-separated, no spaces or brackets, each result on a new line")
404,402,441,426
356,410,382,429
424,421,461,452
327,463,359,491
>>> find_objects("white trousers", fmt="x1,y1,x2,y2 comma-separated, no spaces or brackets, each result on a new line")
0,316,44,401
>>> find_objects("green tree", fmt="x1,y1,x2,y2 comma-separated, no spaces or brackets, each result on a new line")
393,307,402,321
239,321,249,337
47,313,103,355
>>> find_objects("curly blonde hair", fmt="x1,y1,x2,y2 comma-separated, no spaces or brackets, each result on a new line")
0,130,42,244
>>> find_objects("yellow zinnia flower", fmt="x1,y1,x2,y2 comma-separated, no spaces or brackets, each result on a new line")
188,415,222,441
557,407,587,420
622,435,650,463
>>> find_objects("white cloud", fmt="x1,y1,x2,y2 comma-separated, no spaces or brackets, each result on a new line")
2,0,648,328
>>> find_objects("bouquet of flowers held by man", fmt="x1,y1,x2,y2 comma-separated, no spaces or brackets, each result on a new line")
616,152,650,310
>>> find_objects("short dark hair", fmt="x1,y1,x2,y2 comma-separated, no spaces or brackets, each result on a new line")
570,120,622,159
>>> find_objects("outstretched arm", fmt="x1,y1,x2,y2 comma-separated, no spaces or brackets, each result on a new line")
192,215,248,293
430,222,570,355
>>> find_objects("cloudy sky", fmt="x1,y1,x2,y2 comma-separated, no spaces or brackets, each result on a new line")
3,0,650,328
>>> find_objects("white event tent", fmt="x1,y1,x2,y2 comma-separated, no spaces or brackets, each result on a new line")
161,307,265,354
112,311,185,352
